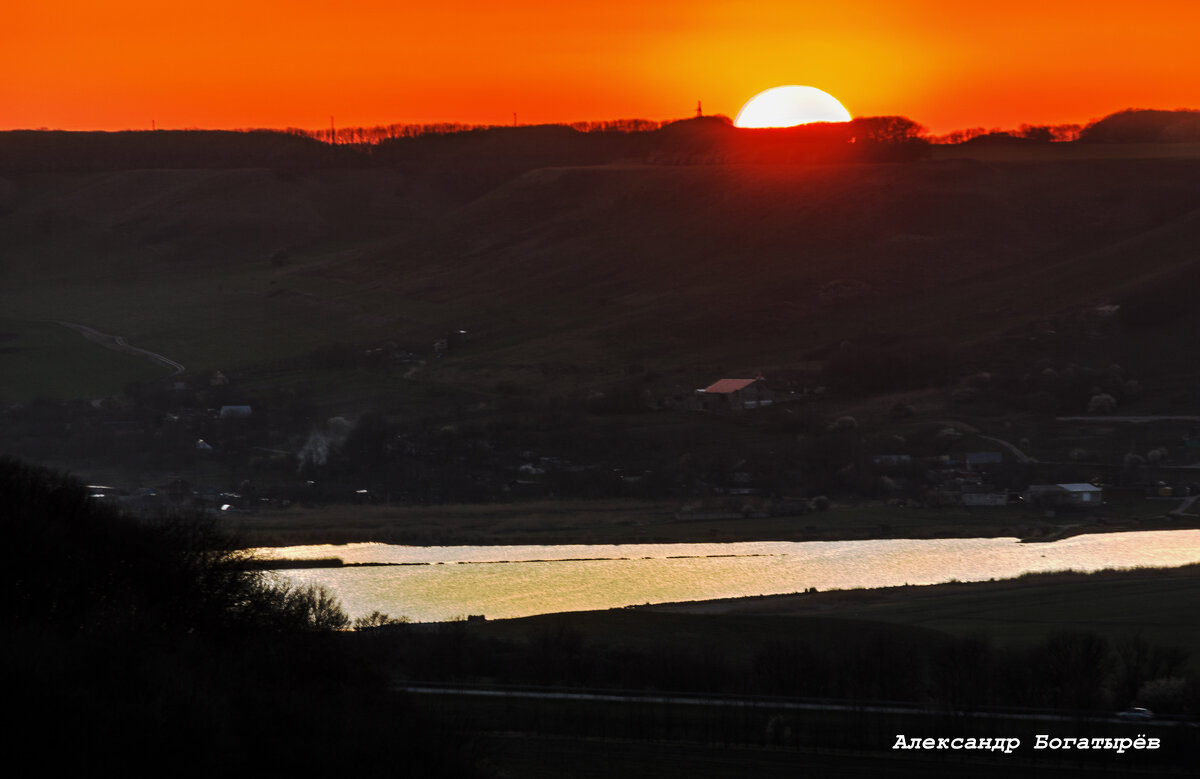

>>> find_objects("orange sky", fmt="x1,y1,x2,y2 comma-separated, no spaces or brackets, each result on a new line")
6,0,1200,134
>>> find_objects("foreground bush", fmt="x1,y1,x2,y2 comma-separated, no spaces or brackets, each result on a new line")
0,457,484,775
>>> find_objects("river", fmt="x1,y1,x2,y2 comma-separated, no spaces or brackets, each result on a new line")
255,529,1200,622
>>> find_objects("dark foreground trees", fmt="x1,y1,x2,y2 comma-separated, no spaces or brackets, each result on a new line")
0,457,486,775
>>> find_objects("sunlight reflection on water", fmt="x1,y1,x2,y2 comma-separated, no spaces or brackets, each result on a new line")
255,530,1200,622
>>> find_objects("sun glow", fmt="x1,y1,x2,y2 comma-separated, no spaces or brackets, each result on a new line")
734,86,851,129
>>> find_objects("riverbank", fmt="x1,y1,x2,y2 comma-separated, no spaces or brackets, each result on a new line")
224,497,1197,548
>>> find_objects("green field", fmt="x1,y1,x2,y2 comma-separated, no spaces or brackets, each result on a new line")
645,565,1200,656
461,565,1200,663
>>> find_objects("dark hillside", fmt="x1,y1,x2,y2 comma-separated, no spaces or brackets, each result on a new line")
4,147,1200,375
6,141,1200,498
0,167,441,269
341,155,1200,380
5,152,1200,388
372,116,925,199
375,123,645,200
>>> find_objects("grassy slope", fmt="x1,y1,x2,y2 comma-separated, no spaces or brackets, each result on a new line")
4,147,1200,405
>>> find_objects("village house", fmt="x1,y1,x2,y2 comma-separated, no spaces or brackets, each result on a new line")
965,451,1003,471
960,488,1011,507
694,377,773,413
1025,483,1103,507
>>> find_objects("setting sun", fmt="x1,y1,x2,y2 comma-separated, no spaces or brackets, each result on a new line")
734,86,852,129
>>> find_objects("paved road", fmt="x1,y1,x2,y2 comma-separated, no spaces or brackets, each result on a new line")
56,320,185,377
1168,494,1200,518
1057,416,1200,423
975,434,1036,463
393,682,1198,728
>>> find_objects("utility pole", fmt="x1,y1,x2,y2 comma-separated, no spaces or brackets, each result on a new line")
696,100,703,118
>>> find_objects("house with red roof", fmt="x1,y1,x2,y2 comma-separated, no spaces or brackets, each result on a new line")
695,376,772,412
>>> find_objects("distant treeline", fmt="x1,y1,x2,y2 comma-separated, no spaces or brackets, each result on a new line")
0,115,929,174
4,109,1197,176
933,123,1084,145
933,108,1200,145
295,116,667,145
268,108,1200,147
